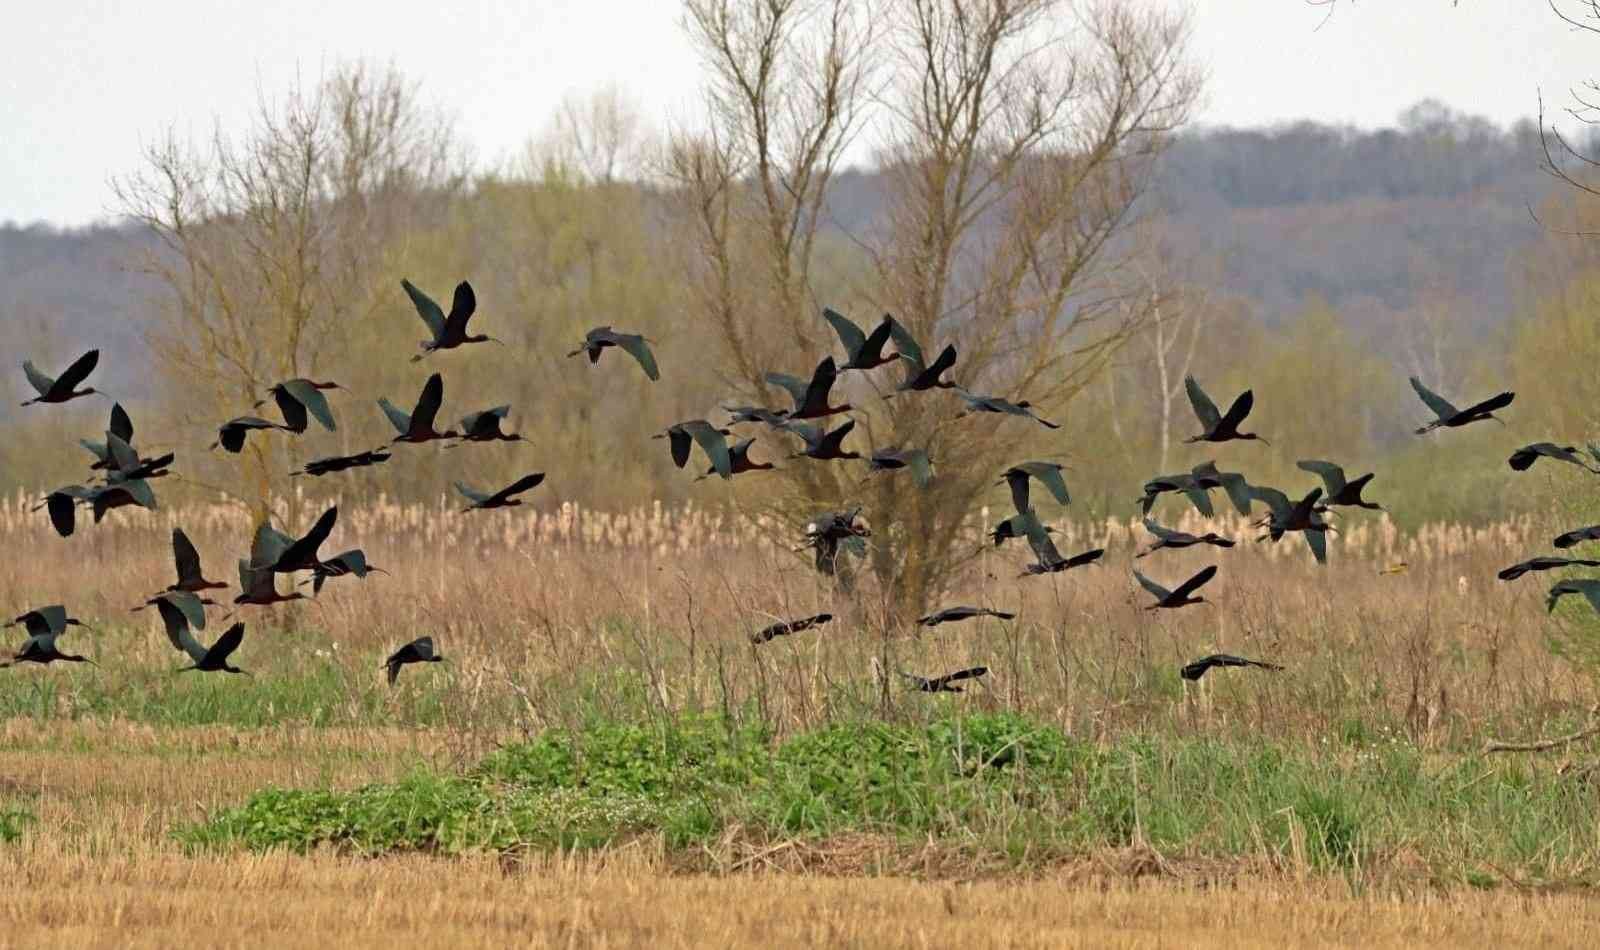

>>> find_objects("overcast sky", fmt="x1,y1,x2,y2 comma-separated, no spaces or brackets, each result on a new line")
2,0,1591,227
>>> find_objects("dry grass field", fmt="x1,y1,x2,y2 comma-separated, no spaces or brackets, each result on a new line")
3,493,1600,944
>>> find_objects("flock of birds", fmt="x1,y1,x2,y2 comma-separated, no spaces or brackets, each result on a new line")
10,280,1600,692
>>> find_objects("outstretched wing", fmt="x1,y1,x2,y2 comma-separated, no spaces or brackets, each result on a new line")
166,589,208,632
1219,389,1254,430
1457,390,1515,419
108,403,134,443
402,279,446,341
686,423,732,478
1184,376,1222,431
934,666,989,688
616,334,660,381
489,473,546,505
155,596,206,661
763,372,809,408
822,307,866,359
1247,484,1292,518
1017,510,1063,566
906,450,933,489
283,380,337,432
442,281,477,335
45,491,78,537
1304,528,1328,565
1295,460,1347,496
1142,518,1180,542
453,481,492,505
51,349,100,394
799,357,839,415
118,479,158,511
410,373,445,432
1003,469,1031,514
1182,487,1216,518
21,361,55,397
1021,462,1070,506
887,318,926,372
290,506,340,563
1170,564,1219,600
203,623,246,666
377,398,411,435
1408,376,1459,420
1133,570,1172,601
106,433,140,474
172,528,204,586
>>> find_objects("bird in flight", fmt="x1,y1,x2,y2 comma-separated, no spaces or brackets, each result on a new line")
1184,376,1267,445
1134,565,1218,610
20,349,103,406
1409,376,1513,434
567,327,660,381
749,613,834,644
403,279,499,360
1180,654,1282,681
384,636,443,685
900,666,988,693
917,606,1015,627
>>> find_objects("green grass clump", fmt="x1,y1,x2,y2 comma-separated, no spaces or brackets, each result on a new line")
0,807,36,844
176,712,1600,884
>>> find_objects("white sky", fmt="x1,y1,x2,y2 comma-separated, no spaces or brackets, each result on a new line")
1,0,1592,227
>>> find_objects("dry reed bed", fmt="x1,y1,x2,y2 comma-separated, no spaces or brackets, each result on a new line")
0,494,1591,743
1,842,1598,948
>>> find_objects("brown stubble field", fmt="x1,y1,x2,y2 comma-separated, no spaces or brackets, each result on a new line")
2,493,1600,945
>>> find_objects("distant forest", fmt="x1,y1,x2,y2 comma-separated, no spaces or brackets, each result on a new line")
0,99,1554,417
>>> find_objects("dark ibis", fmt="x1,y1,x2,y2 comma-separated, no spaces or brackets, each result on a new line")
567,327,659,381
7,606,89,639
33,485,95,538
724,405,791,427
380,373,459,444
456,473,546,511
20,349,101,406
1137,518,1235,558
888,319,957,393
990,510,1057,547
384,636,443,685
79,402,135,471
782,418,861,462
822,308,897,371
1499,556,1600,581
304,549,387,595
1134,565,1218,610
1,606,93,668
231,524,308,609
143,589,210,634
1508,442,1599,474
917,606,1015,627
102,433,173,483
749,613,833,644
900,666,988,693
249,506,338,575
1000,462,1070,513
954,388,1058,429
765,357,852,420
1003,509,1102,576
1555,525,1600,549
291,448,392,477
1410,376,1514,434
166,527,228,593
801,508,869,578
1547,579,1600,616
212,416,284,453
455,406,524,444
867,447,933,488
694,438,773,481
1180,654,1282,681
402,279,498,361
654,420,733,478
86,479,157,524
256,379,342,433
1184,376,1266,445
170,621,249,675
1296,460,1383,510
1248,484,1332,563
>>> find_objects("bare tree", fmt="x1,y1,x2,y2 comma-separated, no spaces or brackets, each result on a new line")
668,0,1199,613
113,63,460,521
533,84,649,185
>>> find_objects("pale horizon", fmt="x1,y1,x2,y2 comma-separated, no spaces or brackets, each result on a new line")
2,0,1590,228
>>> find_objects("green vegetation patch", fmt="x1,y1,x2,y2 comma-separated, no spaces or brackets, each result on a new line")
178,713,1600,883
